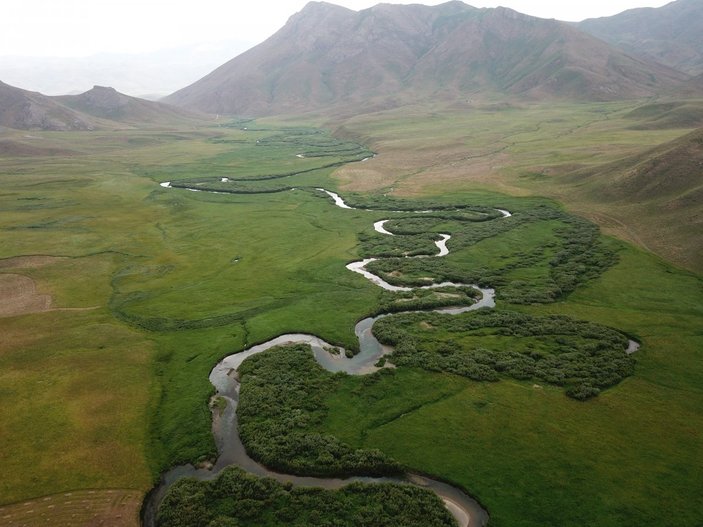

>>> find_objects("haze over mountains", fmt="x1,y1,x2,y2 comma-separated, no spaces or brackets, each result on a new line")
2,0,702,128
578,0,703,76
0,41,253,99
165,0,698,117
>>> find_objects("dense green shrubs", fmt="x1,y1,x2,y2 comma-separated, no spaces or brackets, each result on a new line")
170,180,293,194
255,130,374,160
157,467,455,527
363,205,617,304
373,310,634,399
376,287,480,314
358,231,442,258
237,345,400,477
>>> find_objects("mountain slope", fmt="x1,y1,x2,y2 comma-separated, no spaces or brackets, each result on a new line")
578,0,703,76
0,81,100,131
563,126,703,271
165,1,691,117
57,86,205,125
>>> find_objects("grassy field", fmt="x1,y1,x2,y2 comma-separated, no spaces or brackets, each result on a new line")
0,122,390,512
323,242,703,526
1,100,701,527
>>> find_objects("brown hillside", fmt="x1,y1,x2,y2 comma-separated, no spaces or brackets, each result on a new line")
57,85,206,125
578,0,703,76
165,1,692,117
0,81,99,131
564,127,703,270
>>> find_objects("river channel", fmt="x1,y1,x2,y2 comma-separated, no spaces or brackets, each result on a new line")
143,184,638,527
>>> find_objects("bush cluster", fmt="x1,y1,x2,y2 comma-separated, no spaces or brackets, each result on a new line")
237,345,400,477
362,204,617,304
373,310,634,399
157,467,456,527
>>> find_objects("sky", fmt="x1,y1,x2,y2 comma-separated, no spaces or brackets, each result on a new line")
2,0,672,58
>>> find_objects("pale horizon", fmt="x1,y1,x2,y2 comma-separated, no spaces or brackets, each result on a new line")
3,0,672,59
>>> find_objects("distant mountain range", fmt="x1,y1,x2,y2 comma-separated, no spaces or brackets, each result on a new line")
578,0,703,76
165,1,698,117
3,0,702,124
0,82,203,131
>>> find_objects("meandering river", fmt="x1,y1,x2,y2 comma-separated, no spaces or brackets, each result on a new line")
144,183,638,527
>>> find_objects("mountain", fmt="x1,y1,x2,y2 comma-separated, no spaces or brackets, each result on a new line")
578,0,703,76
165,1,691,117
563,125,703,271
0,82,207,131
57,86,204,125
0,80,100,131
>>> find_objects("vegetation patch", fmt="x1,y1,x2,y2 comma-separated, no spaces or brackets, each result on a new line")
373,310,634,399
157,467,455,527
377,286,480,314
365,205,617,303
238,344,400,477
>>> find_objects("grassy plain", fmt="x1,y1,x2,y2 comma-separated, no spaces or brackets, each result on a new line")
0,124,386,512
325,101,703,525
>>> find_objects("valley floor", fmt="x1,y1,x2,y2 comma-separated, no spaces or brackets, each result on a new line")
0,101,701,526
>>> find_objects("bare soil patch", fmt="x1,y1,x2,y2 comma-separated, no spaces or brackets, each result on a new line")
0,489,142,527
0,274,52,317
0,255,67,270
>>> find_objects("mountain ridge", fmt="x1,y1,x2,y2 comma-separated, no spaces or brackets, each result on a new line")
0,81,206,131
0,81,101,131
578,0,703,76
57,85,204,124
165,1,694,117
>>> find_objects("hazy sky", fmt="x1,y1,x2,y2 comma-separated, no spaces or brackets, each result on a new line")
3,0,671,58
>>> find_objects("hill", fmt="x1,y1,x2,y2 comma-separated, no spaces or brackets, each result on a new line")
0,82,208,131
0,80,100,131
165,1,691,116
564,126,703,270
57,85,205,125
578,0,703,76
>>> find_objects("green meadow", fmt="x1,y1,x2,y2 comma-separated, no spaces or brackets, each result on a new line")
0,102,701,526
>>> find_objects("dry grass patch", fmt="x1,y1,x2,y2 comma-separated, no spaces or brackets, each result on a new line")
0,489,142,527
0,274,52,317
0,256,67,270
